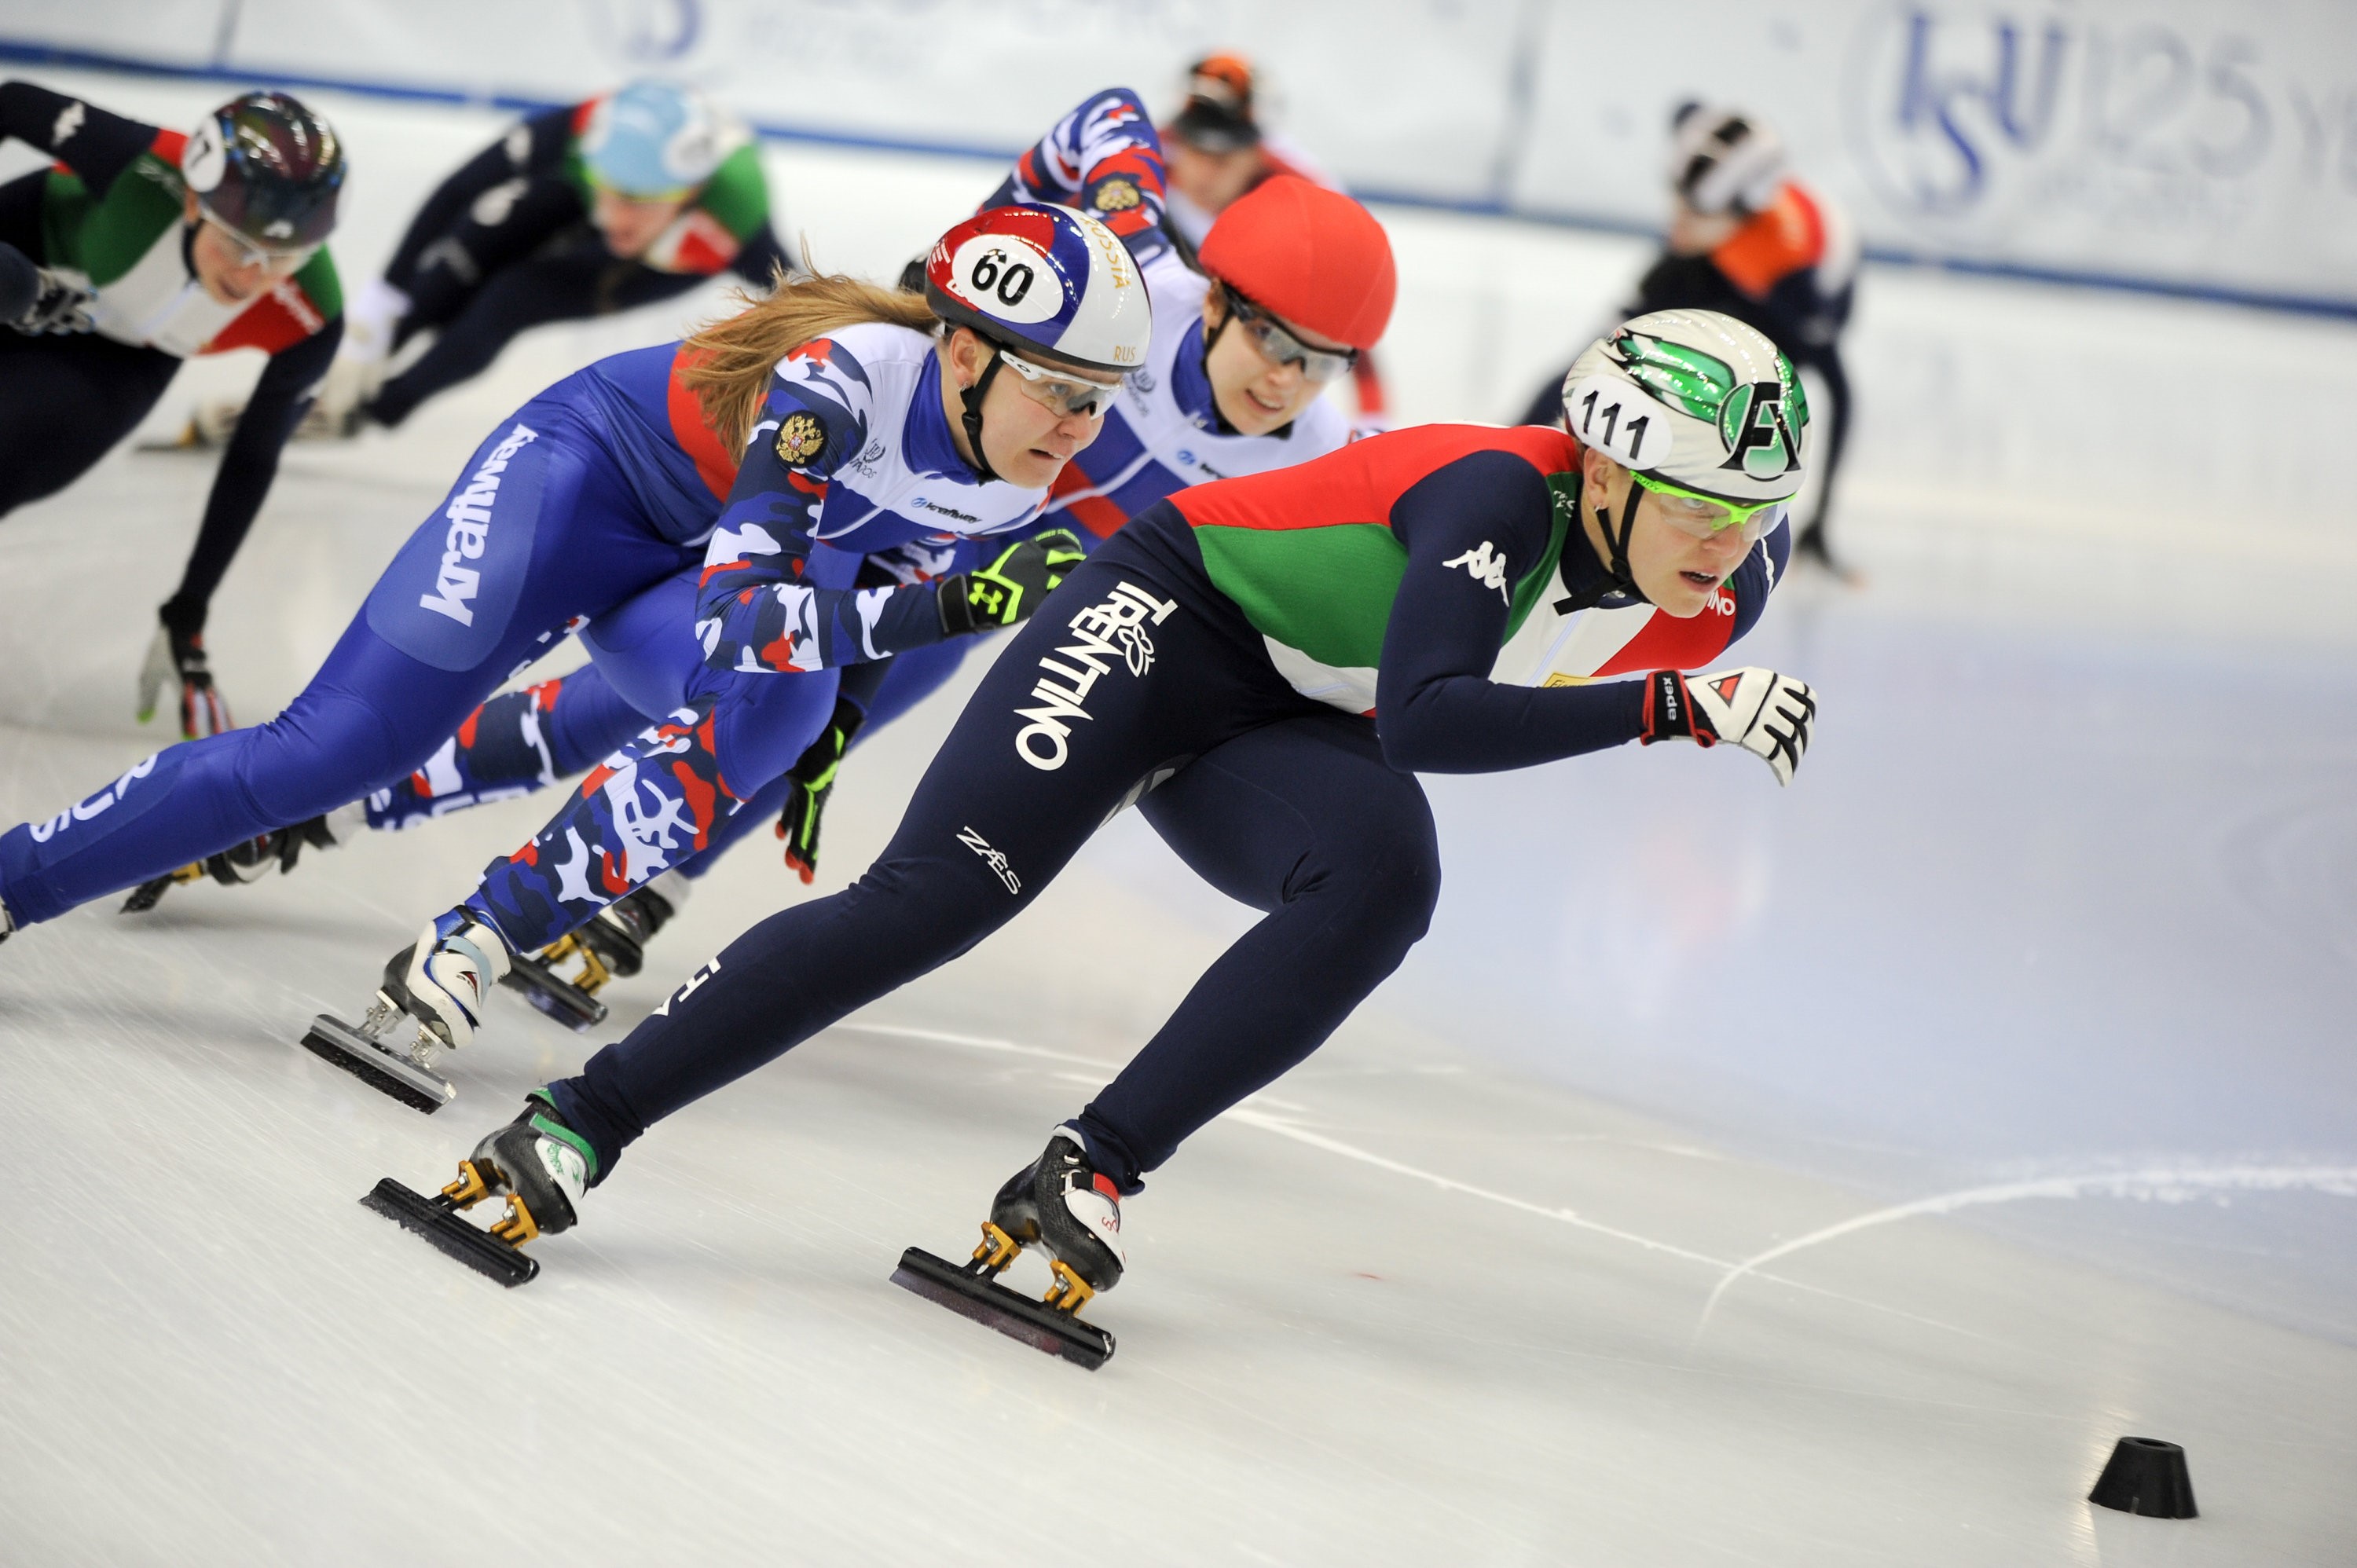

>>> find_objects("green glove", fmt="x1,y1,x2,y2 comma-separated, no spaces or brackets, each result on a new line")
775,697,867,884
937,528,1087,636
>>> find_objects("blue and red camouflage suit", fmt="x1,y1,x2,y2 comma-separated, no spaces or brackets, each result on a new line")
453,308,1053,951
367,84,1366,910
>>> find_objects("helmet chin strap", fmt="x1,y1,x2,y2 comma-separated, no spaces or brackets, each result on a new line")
958,343,1008,483
1200,303,1244,437
1593,478,1647,600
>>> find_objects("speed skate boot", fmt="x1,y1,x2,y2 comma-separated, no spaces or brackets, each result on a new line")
299,908,512,1113
890,1131,1124,1369
121,804,365,913
521,870,689,1026
361,1090,592,1287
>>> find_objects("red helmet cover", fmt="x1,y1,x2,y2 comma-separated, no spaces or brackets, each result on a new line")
1197,175,1395,351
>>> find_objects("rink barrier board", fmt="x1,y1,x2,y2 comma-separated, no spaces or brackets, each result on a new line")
3,36,2353,328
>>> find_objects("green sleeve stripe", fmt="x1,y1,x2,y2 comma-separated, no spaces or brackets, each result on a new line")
1194,522,1403,671
56,152,184,285
294,247,343,320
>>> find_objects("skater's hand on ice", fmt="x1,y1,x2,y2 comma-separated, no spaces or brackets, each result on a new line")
937,529,1087,636
1640,667,1816,786
137,622,233,740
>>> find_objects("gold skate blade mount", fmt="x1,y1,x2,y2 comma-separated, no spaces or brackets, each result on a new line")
361,1168,538,1287
299,1000,455,1114
890,1226,1115,1370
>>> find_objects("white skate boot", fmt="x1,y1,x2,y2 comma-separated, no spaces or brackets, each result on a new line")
299,908,512,1112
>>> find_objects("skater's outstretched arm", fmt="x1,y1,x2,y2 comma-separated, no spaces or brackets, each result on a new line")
0,80,158,195
159,313,343,637
983,86,1170,261
380,107,581,330
1374,450,1788,775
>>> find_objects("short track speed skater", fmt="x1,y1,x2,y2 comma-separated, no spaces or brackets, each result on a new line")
892,1133,1127,1370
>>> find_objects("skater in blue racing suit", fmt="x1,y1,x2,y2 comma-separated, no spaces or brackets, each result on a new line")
0,208,1134,987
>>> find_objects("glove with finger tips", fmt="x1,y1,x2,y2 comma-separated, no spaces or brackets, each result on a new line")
775,697,864,884
936,529,1087,637
1640,666,1816,786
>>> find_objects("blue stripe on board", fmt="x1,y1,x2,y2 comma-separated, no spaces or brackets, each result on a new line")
5,36,2352,324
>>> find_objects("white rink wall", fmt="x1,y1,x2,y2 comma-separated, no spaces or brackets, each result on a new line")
4,67,2355,650
12,0,2357,306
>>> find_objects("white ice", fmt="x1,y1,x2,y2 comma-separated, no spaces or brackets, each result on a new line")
2,73,2353,1566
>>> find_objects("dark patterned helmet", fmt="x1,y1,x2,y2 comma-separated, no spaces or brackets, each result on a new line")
181,92,345,249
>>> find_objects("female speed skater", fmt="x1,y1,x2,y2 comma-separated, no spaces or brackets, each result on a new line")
383,307,1820,1359
0,79,346,738
198,87,1396,1072
1158,51,1391,426
1516,102,1857,573
0,200,1138,1025
194,80,795,443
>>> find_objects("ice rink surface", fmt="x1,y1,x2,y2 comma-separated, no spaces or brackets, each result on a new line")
2,73,2355,1566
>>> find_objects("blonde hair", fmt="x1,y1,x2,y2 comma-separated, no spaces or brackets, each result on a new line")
679,265,940,452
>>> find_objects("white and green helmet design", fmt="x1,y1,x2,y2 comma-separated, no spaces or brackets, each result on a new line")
1560,308,1809,505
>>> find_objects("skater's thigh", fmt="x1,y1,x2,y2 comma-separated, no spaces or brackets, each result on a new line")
0,336,178,514
1140,711,1439,918
581,566,703,718
239,617,552,820
360,405,691,678
687,663,842,797
874,558,1255,904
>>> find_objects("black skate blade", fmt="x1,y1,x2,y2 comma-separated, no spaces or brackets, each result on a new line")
300,1013,453,1114
891,1247,1114,1370
500,954,607,1032
119,875,176,914
361,1179,537,1286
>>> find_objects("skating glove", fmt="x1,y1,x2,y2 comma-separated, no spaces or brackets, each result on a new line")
1640,667,1816,786
937,529,1086,637
7,267,97,336
137,617,233,740
775,695,866,884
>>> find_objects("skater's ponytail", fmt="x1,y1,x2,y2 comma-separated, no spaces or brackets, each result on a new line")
681,264,940,452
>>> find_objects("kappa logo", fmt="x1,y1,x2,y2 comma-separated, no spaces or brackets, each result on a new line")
1442,540,1511,603
957,826,1021,894
420,423,537,625
52,101,84,146
1013,581,1177,771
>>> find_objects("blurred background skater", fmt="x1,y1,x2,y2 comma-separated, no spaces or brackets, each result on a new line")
204,79,794,445
0,79,346,738
1518,103,1856,577
1160,53,1391,427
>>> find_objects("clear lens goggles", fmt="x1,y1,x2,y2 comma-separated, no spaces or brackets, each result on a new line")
197,207,318,273
995,346,1122,419
1221,285,1358,383
1629,471,1785,546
